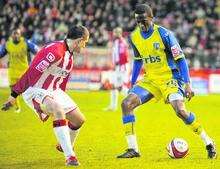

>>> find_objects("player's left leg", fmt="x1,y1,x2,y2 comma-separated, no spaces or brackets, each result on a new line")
14,97,21,113
110,88,119,111
9,76,22,112
10,85,21,113
66,107,85,146
169,94,217,159
120,68,130,96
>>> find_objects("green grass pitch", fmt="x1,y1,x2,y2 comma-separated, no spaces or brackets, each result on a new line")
0,88,219,169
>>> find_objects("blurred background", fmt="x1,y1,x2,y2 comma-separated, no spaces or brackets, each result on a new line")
0,0,220,93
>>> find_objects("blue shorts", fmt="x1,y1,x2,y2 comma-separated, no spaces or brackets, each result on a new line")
129,85,154,104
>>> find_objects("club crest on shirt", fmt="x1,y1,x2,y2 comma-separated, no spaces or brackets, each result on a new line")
46,52,55,62
153,42,160,50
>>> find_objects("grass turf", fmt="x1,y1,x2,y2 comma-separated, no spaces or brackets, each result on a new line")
0,88,219,169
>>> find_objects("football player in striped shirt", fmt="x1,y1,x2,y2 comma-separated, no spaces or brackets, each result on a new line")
2,25,89,166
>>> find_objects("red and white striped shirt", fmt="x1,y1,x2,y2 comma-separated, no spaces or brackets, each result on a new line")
13,41,73,94
112,37,129,71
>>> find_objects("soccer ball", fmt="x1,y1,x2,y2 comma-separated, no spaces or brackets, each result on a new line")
167,138,189,158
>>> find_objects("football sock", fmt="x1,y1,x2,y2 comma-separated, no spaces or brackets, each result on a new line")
53,119,75,158
68,121,80,146
123,114,139,152
189,120,203,135
185,113,212,145
184,113,201,134
110,89,118,109
200,130,213,145
126,134,138,152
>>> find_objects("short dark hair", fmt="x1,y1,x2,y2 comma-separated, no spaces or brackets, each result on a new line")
135,4,153,18
66,25,85,39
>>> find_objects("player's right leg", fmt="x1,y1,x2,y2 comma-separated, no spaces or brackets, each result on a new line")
117,85,154,158
43,97,79,166
56,108,85,152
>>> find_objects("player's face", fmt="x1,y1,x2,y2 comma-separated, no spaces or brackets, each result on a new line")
78,34,89,51
135,13,152,32
74,31,89,53
12,29,21,43
113,28,122,38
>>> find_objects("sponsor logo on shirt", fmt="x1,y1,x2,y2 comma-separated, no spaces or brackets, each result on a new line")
144,55,161,63
171,45,181,58
36,60,50,72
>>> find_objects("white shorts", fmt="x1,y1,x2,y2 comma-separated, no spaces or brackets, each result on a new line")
110,67,129,88
22,87,77,119
168,93,184,102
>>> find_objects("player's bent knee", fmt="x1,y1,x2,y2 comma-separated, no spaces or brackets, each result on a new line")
121,99,128,109
66,109,86,128
68,121,83,130
68,115,85,130
121,99,132,113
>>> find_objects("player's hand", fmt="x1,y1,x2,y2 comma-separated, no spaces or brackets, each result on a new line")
185,83,194,101
1,96,16,111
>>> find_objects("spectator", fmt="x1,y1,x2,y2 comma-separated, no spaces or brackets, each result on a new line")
0,0,219,68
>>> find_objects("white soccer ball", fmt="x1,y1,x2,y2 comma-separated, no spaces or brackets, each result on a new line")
167,138,189,158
